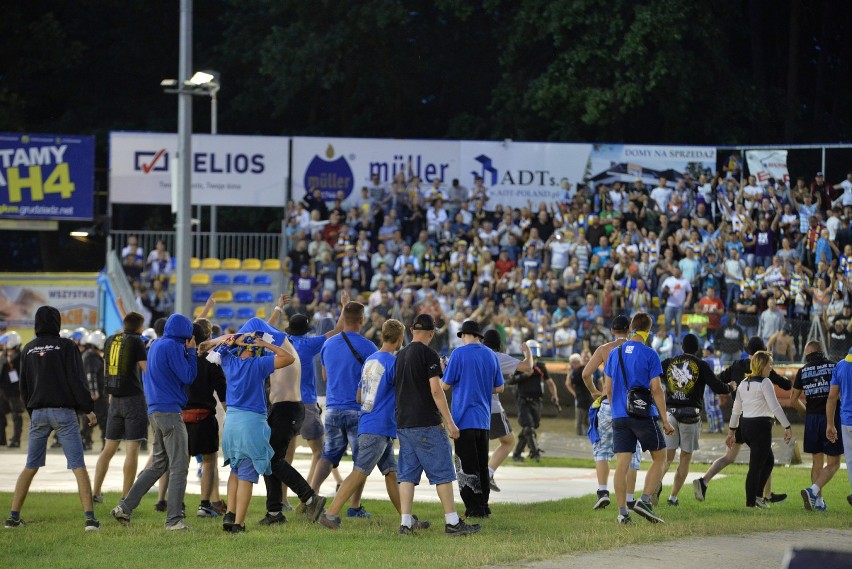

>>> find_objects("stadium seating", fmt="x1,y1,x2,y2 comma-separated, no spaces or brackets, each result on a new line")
256,307,267,319
201,258,221,270
233,290,253,303
190,273,211,286
232,274,251,286
212,274,230,285
262,259,281,271
241,258,262,270
215,307,235,320
193,306,204,318
255,291,274,303
236,307,256,320
190,257,201,269
212,290,233,303
170,274,177,286
253,274,272,286
192,289,211,303
222,258,241,270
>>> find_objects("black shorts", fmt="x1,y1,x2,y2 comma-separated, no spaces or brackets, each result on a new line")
105,393,148,441
612,416,666,453
268,401,305,460
186,413,220,456
804,413,843,456
489,411,512,440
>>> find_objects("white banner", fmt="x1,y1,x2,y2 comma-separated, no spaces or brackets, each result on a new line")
459,141,592,210
109,132,289,206
745,149,790,185
588,144,717,188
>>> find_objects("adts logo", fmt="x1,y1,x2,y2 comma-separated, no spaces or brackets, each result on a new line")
304,145,354,201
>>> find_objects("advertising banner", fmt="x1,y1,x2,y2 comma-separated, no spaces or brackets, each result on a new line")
291,137,460,207
459,141,592,210
745,149,790,184
0,133,94,220
0,273,100,343
588,144,717,187
109,132,289,206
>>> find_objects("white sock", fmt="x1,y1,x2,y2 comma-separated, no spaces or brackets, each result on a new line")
598,485,608,492
816,496,826,506
810,484,820,494
669,495,678,502
626,493,634,502
401,514,413,528
488,467,495,477
445,512,460,525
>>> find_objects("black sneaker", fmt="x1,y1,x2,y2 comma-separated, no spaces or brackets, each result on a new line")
489,475,501,492
8,441,20,449
85,518,101,531
693,478,707,502
412,515,430,530
632,500,664,524
222,512,236,531
4,517,25,528
511,454,524,463
593,490,611,510
445,519,481,536
667,497,679,506
303,495,327,523
847,494,852,508
154,500,167,512
258,512,286,526
650,482,663,506
627,500,636,510
617,513,632,525
767,492,787,504
229,523,246,533
398,524,415,536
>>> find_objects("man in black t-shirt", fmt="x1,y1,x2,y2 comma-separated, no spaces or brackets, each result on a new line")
92,312,148,502
791,341,840,511
512,341,558,463
566,354,592,436
394,314,479,537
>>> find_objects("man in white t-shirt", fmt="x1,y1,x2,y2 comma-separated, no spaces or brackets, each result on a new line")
650,177,672,212
742,175,764,212
660,267,692,340
547,230,572,272
121,235,145,280
835,172,852,206
554,323,577,358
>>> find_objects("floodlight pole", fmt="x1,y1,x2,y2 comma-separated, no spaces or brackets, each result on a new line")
175,0,193,316
210,86,218,258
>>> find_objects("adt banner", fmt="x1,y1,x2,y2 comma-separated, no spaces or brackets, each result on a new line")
0,133,95,220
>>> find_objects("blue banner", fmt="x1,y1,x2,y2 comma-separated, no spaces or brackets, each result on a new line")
0,133,95,220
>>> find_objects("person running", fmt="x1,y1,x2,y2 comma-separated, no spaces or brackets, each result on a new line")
110,313,197,530
726,351,792,509
92,312,148,503
511,340,557,463
442,320,504,518
826,347,852,508
5,306,100,531
395,314,480,536
604,312,674,525
581,315,643,510
482,329,532,492
792,341,840,511
693,337,792,503
320,319,429,531
659,333,733,506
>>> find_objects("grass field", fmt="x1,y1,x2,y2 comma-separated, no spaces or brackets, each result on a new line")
2,462,850,569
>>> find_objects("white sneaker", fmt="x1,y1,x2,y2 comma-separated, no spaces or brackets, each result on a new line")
165,520,189,531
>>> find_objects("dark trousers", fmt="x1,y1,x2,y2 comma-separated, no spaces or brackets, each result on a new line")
264,401,314,512
514,397,543,457
80,396,109,447
740,417,774,506
0,391,23,444
454,428,490,518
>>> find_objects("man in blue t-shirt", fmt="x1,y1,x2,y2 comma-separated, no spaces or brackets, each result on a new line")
604,312,673,525
320,319,430,532
310,302,377,518
826,347,852,507
442,320,504,518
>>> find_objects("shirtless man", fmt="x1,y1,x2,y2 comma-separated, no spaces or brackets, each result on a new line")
767,325,796,363
258,304,327,525
581,315,644,509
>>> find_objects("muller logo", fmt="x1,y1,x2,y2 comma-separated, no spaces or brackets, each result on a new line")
304,145,354,200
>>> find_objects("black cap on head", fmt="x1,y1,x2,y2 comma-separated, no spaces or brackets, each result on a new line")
682,333,700,355
457,320,484,338
746,336,766,355
285,314,311,336
483,329,502,352
611,315,630,332
411,313,435,331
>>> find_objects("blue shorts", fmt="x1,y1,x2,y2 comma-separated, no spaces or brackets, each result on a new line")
322,409,360,467
593,402,642,469
612,416,666,454
804,413,843,456
26,408,86,470
353,433,397,476
231,458,260,484
397,425,456,485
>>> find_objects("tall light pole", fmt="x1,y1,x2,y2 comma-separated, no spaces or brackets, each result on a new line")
175,0,193,317
188,70,221,258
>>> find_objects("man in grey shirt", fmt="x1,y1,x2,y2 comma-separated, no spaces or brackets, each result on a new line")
757,298,785,343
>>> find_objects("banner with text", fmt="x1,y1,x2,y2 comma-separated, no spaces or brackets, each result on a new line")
109,132,289,206
0,133,94,220
745,149,790,185
588,144,716,188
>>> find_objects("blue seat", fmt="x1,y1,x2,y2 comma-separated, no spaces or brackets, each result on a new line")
232,274,251,286
233,290,253,303
192,289,211,303
255,291,274,304
212,274,230,285
236,307,256,320
214,307,234,320
253,274,272,286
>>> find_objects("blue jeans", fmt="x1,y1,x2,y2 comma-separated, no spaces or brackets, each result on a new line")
397,425,456,485
725,283,741,310
321,408,360,467
353,433,396,476
664,305,683,338
26,408,86,470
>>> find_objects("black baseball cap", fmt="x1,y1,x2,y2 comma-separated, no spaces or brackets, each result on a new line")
411,313,435,331
611,315,630,332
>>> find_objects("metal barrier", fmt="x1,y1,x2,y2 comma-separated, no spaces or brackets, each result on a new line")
111,230,283,262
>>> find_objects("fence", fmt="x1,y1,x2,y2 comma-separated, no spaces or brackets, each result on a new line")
111,230,285,262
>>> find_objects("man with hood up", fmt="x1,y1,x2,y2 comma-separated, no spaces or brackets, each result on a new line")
111,313,198,530
5,306,99,531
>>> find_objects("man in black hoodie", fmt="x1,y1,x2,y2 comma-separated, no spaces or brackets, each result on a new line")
5,306,100,531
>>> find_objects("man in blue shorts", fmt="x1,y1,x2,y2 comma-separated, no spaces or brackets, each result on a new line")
310,301,377,518
395,314,480,536
793,341,840,511
826,347,852,508
443,320,504,518
604,312,674,525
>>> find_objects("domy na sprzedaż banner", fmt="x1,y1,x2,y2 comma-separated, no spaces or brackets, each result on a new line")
108,132,289,206
0,133,94,220
587,144,717,188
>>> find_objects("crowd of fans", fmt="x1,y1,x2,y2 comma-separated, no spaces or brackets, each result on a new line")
280,168,852,364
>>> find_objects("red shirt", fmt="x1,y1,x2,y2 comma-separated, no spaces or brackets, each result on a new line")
697,296,725,329
495,258,516,278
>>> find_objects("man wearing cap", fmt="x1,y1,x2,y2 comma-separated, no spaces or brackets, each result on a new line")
395,314,480,536
511,340,558,463
826,346,852,508
811,171,835,214
659,334,733,506
442,320,504,518
693,336,792,504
